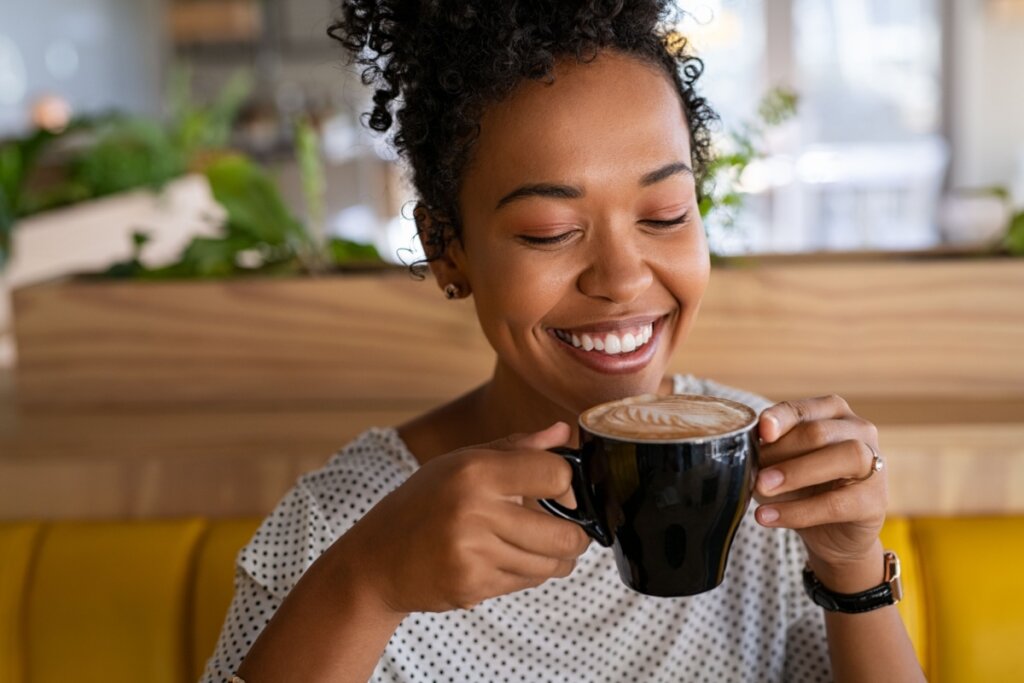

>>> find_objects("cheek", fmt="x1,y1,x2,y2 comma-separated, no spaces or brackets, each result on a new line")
464,245,573,334
654,226,711,298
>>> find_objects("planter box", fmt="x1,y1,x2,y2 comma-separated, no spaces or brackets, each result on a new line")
1,174,222,370
5,174,222,290
11,255,1024,411
12,271,493,411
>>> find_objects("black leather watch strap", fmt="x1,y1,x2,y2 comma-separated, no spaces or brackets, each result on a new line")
802,550,902,614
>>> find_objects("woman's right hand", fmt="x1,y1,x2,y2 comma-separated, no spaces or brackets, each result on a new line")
337,421,592,615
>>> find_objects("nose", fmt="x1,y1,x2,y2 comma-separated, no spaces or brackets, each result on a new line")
575,228,653,304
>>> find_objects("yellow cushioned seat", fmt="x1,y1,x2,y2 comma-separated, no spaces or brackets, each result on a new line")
4,515,1023,681
912,516,1024,683
191,519,262,681
0,523,43,683
25,520,206,683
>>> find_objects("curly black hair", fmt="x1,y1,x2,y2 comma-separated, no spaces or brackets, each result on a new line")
327,1,717,269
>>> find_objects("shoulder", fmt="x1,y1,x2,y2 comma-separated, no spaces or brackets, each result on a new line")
302,426,418,499
236,428,417,599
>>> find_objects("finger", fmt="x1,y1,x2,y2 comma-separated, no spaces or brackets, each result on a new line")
756,439,881,498
492,504,591,560
757,418,875,466
759,395,856,444
488,448,577,500
494,544,578,582
491,564,576,599
755,482,884,529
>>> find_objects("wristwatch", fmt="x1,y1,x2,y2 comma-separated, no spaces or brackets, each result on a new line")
802,550,903,614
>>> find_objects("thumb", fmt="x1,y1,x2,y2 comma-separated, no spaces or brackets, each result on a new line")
492,421,572,452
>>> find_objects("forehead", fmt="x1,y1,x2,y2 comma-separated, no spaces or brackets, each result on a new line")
463,51,693,196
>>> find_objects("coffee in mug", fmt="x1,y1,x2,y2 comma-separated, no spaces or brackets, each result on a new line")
540,394,759,597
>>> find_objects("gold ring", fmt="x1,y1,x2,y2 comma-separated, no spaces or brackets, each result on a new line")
850,443,884,482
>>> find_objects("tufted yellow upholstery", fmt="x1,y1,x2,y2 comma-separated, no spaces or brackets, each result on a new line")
0,516,1021,682
0,523,42,683
190,520,261,682
911,517,1024,683
25,520,206,683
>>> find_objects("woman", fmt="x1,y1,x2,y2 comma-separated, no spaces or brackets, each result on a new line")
205,1,924,681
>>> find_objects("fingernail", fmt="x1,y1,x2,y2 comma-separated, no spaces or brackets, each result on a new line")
759,468,784,491
759,507,779,524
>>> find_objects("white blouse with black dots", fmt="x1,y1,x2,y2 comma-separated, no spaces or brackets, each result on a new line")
202,375,833,682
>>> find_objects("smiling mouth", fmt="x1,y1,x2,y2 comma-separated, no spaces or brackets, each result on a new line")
549,318,661,356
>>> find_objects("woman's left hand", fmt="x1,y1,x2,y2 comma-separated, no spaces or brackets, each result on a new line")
754,394,887,582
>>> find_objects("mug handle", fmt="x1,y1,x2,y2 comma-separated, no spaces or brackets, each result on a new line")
538,447,613,547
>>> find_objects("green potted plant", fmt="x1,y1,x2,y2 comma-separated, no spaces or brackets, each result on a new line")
4,69,391,403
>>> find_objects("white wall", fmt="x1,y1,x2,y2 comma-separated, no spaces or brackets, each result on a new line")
0,0,166,136
950,0,1024,194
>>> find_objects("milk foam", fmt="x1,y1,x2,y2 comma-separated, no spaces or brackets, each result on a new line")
581,394,755,440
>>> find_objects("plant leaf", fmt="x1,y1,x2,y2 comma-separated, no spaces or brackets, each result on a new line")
1006,212,1024,255
204,155,306,244
328,238,381,265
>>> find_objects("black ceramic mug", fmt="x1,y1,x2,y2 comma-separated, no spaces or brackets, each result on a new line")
539,393,760,597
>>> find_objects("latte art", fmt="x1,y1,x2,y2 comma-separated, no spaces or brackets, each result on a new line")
581,394,756,440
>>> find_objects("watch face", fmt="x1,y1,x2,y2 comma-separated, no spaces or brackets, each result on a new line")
885,551,904,603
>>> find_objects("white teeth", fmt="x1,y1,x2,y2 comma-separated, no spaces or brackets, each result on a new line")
555,321,657,356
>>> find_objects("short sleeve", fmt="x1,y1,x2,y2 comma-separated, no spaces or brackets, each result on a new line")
199,568,282,682
200,483,338,681
237,482,337,601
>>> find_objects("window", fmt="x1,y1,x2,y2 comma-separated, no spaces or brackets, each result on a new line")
681,0,946,254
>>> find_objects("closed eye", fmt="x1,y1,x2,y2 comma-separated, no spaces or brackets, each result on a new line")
517,232,576,246
517,211,690,245
640,211,690,228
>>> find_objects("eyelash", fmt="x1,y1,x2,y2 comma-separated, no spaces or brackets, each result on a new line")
517,211,690,245
641,211,690,229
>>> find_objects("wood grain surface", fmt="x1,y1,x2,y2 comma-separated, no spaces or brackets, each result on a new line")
2,401,1022,518
12,259,1023,409
686,259,1024,399
3,256,1023,519
13,273,492,409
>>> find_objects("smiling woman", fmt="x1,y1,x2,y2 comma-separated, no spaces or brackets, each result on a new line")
202,2,925,682
438,51,710,412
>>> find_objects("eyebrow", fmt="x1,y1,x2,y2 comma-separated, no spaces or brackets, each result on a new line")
639,161,694,186
494,161,694,210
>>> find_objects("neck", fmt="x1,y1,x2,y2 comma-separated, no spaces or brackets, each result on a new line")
399,360,679,465
471,360,582,446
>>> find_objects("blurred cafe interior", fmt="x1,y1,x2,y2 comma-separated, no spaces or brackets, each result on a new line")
0,0,1023,681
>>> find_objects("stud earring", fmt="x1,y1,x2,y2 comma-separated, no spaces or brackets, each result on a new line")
444,283,462,299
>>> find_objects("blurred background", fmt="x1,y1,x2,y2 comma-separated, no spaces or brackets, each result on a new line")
1,0,1023,277
1,3,1023,680
1,0,1023,511
1,0,1022,505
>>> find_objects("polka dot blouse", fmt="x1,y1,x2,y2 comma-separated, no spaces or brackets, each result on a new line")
202,375,832,682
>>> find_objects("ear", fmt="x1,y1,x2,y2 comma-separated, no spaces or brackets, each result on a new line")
414,203,470,294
